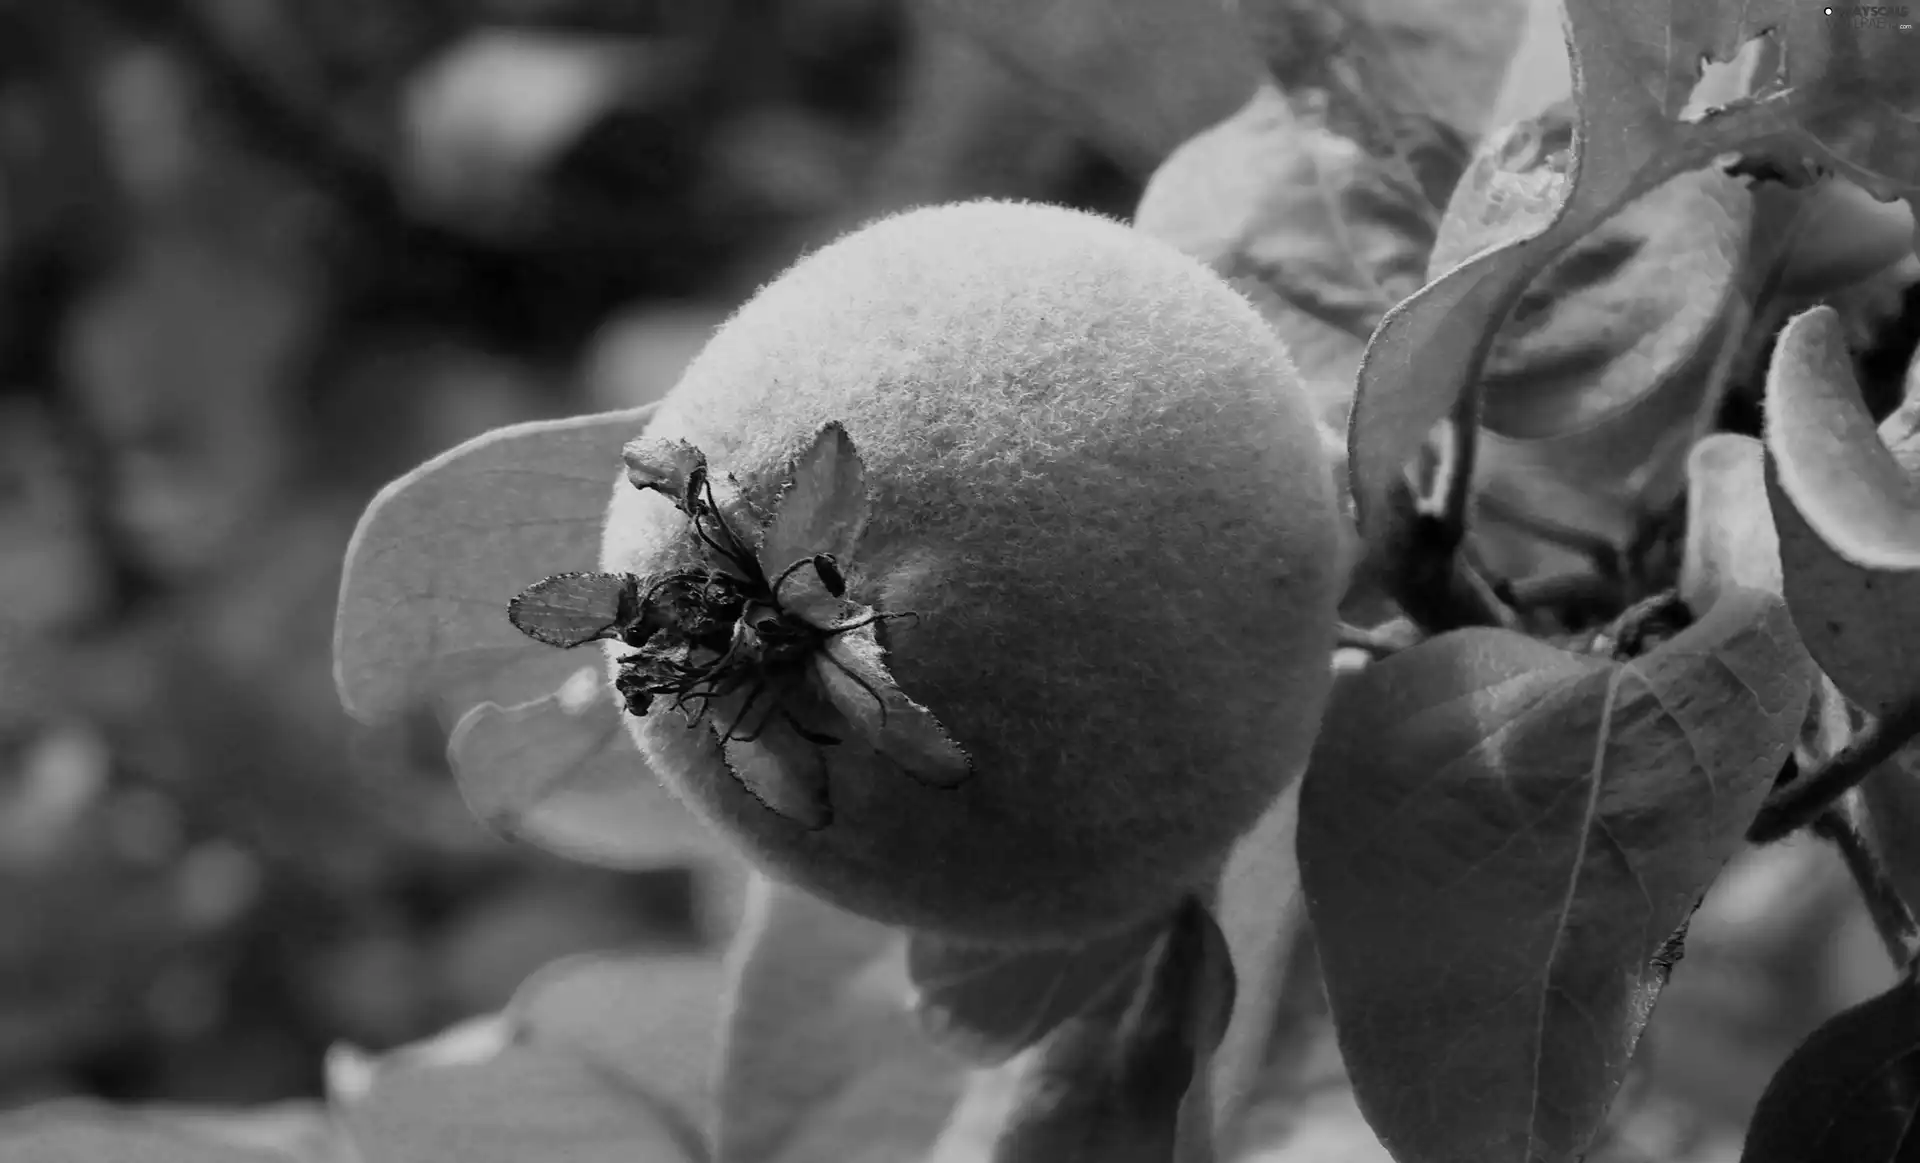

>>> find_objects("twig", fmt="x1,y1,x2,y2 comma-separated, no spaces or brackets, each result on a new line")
1748,698,1920,843
1811,793,1920,969
1587,589,1691,661
1334,618,1422,658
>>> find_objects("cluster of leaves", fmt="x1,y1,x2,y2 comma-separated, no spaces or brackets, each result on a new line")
13,1,1920,1163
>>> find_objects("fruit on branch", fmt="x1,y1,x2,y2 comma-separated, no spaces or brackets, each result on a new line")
601,198,1347,945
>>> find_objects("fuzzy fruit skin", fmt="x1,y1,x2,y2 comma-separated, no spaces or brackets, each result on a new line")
601,199,1343,946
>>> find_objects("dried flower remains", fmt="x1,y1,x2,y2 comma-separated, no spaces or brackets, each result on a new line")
507,422,972,829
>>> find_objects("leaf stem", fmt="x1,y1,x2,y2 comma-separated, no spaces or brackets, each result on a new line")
1748,699,1920,843
1811,793,1920,969
1435,403,1480,559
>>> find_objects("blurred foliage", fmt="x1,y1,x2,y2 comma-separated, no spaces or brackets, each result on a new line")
0,0,1136,1110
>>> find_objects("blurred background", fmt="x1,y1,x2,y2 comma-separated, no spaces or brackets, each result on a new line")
0,0,1140,1111
0,2,1909,1157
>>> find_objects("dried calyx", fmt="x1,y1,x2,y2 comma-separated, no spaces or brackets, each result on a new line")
506,422,972,828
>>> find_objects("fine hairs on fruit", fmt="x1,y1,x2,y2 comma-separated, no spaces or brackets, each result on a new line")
602,198,1346,946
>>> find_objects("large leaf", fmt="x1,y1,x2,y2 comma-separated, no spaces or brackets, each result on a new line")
1428,104,1750,583
934,898,1236,1163
1740,971,1920,1163
1765,306,1920,717
906,0,1265,176
906,914,1172,1067
1346,0,1920,534
1298,590,1814,1163
336,1042,701,1163
335,403,656,722
333,402,724,868
713,874,963,1163
1133,83,1433,433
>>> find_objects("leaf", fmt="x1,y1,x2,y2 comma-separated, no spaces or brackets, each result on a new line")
815,630,971,788
336,1042,702,1163
1345,0,1920,534
1133,82,1434,432
1740,971,1920,1163
714,874,964,1163
1430,102,1750,583
0,1103,308,1163
1681,434,1784,616
756,423,870,579
507,948,729,1134
955,898,1237,1163
445,667,725,869
336,402,730,869
1229,946,1394,1163
1765,307,1920,716
1235,0,1527,203
906,912,1172,1066
507,571,639,647
335,402,658,724
908,0,1266,175
1298,589,1815,1163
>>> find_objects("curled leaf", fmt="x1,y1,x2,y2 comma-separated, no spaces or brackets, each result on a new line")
1681,433,1785,615
621,436,707,505
1433,102,1750,583
1299,589,1814,1163
1740,970,1920,1163
1765,306,1920,716
907,914,1172,1066
1765,305,1920,571
816,629,971,789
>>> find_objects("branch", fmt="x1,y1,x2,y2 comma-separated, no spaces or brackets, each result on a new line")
1812,793,1920,969
1748,698,1920,844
